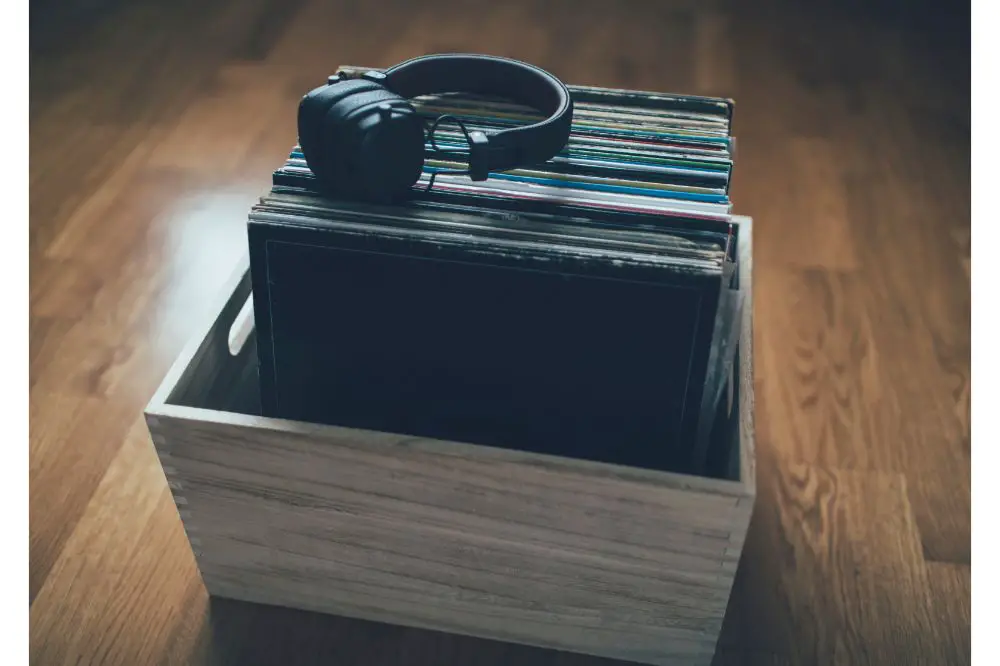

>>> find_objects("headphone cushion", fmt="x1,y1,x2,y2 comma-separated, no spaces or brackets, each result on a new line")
300,79,425,201
298,79,386,187
323,87,425,201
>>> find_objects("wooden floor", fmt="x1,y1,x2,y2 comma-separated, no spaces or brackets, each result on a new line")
29,1,970,664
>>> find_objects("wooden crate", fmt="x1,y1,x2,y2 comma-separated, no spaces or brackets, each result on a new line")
145,217,756,666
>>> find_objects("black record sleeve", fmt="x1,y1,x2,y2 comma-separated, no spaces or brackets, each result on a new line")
248,215,721,473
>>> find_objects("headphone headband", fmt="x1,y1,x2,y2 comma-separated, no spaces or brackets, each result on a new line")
381,54,572,179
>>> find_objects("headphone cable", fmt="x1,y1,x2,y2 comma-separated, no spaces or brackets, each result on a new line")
423,113,476,192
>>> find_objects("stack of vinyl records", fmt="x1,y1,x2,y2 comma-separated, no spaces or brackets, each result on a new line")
247,68,747,478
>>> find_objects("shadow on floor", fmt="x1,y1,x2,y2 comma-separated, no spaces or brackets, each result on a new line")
199,596,624,666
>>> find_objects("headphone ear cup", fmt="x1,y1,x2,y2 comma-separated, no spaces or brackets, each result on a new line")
357,101,426,202
326,88,425,201
297,79,387,190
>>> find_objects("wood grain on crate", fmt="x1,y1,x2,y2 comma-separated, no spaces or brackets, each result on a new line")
148,409,747,666
141,219,756,666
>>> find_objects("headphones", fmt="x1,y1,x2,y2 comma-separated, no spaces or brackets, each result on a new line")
297,54,574,203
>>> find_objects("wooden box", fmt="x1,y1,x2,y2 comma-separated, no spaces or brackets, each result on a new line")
144,217,756,666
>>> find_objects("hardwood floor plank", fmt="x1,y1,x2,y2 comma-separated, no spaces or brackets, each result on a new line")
923,563,971,664
29,392,141,601
722,459,959,665
756,263,969,563
29,124,150,258
693,11,735,98
40,127,172,261
756,268,891,469
905,462,970,564
840,173,969,562
146,64,294,176
29,418,198,664
733,138,860,271
35,163,255,395
226,0,309,62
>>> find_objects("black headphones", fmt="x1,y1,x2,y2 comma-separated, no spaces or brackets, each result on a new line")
297,54,574,203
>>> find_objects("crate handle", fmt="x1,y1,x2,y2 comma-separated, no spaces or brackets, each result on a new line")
228,295,255,357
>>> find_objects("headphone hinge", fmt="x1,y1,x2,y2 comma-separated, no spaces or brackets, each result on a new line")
468,131,515,182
